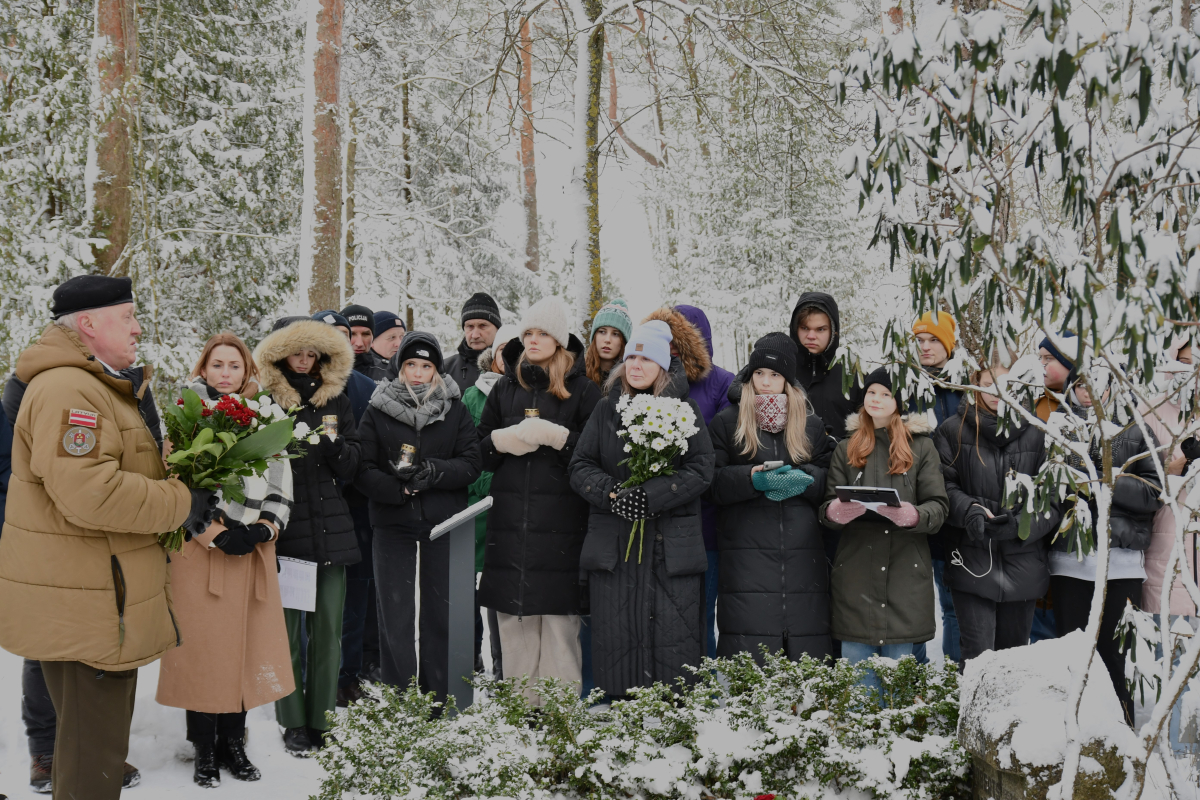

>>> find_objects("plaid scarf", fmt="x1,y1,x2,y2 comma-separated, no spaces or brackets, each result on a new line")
754,393,788,434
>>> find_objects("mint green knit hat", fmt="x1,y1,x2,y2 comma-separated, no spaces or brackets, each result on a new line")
591,298,633,343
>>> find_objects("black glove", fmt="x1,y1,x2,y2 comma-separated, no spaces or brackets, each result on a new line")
611,487,649,522
318,433,346,460
183,489,219,537
392,462,421,482
409,462,443,492
964,504,990,543
1182,436,1200,471
212,522,270,556
985,512,1021,541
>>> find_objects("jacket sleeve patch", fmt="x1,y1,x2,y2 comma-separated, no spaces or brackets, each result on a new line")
60,425,101,458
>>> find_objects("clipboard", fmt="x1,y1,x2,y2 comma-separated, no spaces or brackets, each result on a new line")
834,486,902,507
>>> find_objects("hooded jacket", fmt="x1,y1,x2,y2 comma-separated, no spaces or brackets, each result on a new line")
569,359,715,694
934,402,1060,603
708,379,835,661
356,350,391,382
0,324,192,670
476,335,602,616
648,306,734,552
355,375,482,531
254,320,362,566
444,338,485,393
819,413,949,645
789,293,864,440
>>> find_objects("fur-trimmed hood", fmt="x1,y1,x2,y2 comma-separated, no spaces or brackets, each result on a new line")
641,308,712,383
254,319,354,409
843,412,933,436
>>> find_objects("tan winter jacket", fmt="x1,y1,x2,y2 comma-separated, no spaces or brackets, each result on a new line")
0,324,192,670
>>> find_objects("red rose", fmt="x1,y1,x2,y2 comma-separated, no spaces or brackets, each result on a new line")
201,408,213,417
755,795,776,800
176,398,185,405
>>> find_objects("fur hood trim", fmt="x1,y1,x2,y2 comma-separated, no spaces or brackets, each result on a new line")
844,412,933,436
641,308,711,383
254,320,354,409
476,345,497,375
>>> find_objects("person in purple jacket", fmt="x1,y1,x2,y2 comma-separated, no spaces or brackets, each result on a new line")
644,305,736,657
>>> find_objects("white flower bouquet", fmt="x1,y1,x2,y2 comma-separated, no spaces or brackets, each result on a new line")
614,393,699,562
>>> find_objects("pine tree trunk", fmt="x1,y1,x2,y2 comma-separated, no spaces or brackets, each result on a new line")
300,0,343,313
518,16,540,273
344,98,357,298
91,0,137,275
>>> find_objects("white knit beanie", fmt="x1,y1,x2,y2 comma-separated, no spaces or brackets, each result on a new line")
519,296,571,349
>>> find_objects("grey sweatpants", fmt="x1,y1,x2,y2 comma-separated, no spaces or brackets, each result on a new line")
495,613,582,705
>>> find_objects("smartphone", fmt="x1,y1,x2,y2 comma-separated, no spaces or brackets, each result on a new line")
762,461,785,471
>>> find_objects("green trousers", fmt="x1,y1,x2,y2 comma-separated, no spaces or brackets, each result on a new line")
40,660,137,800
276,564,347,731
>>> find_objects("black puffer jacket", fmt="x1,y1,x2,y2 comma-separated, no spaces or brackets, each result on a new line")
355,350,390,382
569,361,715,695
789,292,863,440
356,376,482,531
254,321,362,566
1051,391,1162,553
934,403,1061,602
443,339,484,394
708,379,834,661
476,335,602,616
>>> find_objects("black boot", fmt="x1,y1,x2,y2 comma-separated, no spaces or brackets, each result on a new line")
282,726,311,757
307,726,328,751
193,742,220,788
216,734,261,781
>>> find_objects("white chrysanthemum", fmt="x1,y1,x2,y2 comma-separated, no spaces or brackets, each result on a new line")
624,443,632,453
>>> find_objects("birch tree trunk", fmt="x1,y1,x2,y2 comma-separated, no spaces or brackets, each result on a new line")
90,0,137,275
568,0,604,330
518,16,540,273
298,0,343,313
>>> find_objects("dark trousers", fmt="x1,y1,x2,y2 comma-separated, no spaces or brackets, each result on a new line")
186,710,248,743
704,550,719,659
1052,575,1142,725
341,503,380,687
823,526,841,659
277,564,347,732
951,590,1036,664
374,527,450,699
23,658,56,757
40,660,136,800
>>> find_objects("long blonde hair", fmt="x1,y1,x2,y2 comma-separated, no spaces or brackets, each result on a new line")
516,346,575,400
735,380,812,462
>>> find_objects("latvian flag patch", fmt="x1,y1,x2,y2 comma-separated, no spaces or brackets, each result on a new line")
68,409,98,428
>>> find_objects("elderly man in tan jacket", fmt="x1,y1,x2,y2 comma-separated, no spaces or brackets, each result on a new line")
0,275,217,800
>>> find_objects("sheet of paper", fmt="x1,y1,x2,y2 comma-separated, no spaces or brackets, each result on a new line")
278,556,317,612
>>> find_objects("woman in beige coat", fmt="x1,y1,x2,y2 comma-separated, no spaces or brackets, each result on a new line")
156,333,295,788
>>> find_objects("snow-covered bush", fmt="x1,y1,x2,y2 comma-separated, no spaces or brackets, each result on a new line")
314,653,970,800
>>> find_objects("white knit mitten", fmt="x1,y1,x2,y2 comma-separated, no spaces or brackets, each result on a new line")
491,426,539,456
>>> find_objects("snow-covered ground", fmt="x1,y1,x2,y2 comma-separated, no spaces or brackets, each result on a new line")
0,650,327,798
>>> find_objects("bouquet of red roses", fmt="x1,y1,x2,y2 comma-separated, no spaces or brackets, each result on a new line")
159,389,297,551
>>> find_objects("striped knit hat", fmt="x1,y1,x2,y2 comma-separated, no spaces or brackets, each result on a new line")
591,298,633,343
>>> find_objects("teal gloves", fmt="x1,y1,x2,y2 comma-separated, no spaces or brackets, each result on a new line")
751,464,815,501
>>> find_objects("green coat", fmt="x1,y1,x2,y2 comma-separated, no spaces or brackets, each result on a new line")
819,415,948,646
463,383,493,573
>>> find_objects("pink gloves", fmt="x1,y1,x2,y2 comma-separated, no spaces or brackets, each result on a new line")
825,499,867,525
876,502,920,527
825,499,920,527
491,418,569,455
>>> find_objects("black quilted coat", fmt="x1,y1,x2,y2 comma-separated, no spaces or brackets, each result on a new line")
476,335,602,616
708,380,835,661
568,362,715,696
934,403,1061,602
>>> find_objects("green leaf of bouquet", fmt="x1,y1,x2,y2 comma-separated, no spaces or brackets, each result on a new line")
182,388,203,422
222,418,294,463
201,444,226,457
191,427,215,450
216,431,238,448
166,450,192,464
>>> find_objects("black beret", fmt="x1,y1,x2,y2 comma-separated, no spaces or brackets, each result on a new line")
51,275,134,319
340,304,375,334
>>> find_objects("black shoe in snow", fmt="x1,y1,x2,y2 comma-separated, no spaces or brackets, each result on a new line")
123,762,141,788
216,734,261,781
282,726,312,757
307,726,330,751
362,662,383,684
29,755,52,794
336,681,363,708
193,742,220,788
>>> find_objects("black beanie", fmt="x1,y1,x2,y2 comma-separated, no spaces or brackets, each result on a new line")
746,332,799,385
341,304,375,334
862,366,893,395
51,275,134,319
312,310,350,332
461,292,502,329
270,315,310,332
393,330,444,374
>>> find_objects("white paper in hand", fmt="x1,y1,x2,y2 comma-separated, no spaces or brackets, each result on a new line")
278,556,318,612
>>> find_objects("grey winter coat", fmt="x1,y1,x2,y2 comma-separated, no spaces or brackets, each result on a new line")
819,414,949,646
569,361,715,696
